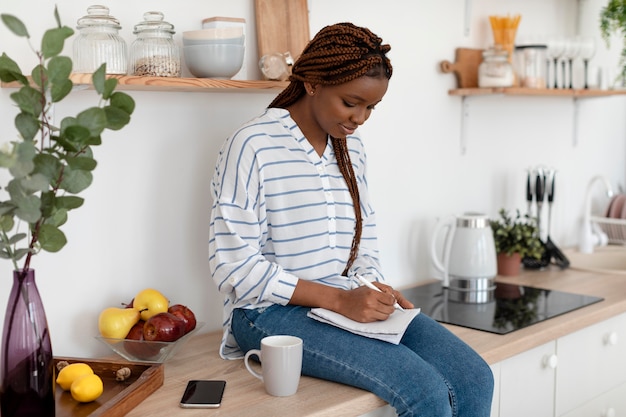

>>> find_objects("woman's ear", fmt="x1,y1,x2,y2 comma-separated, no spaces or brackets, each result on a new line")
304,82,317,96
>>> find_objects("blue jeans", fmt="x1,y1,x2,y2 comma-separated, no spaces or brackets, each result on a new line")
232,305,493,417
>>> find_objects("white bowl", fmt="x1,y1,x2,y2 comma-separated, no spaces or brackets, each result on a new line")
183,44,244,79
183,27,243,41
182,35,244,47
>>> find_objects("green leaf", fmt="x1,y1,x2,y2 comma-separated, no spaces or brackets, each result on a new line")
56,196,84,210
10,86,43,116
32,153,62,185
92,64,106,95
104,105,131,130
13,248,31,260
31,64,48,89
41,26,73,59
15,112,40,141
8,233,27,245
110,92,135,114
38,223,66,252
59,167,92,194
48,56,72,84
15,195,41,223
50,79,72,102
0,53,27,85
60,124,90,146
21,173,49,193
1,14,29,38
102,78,118,100
66,155,97,171
77,107,107,137
0,215,15,232
54,6,62,28
45,207,67,228
9,141,36,178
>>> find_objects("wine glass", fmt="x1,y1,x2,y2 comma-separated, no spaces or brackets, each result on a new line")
562,37,580,89
578,36,596,89
546,36,565,89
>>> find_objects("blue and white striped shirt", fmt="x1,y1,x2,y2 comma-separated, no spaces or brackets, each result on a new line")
209,108,384,359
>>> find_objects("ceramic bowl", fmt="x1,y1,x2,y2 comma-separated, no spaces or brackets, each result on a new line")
95,322,204,363
182,34,245,47
183,27,243,40
183,44,244,79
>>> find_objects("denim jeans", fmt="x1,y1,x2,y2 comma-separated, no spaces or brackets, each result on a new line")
232,305,493,417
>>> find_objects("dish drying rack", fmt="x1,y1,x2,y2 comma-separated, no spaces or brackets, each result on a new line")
591,216,626,245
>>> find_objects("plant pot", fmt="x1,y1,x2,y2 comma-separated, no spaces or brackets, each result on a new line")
0,269,54,417
497,252,522,276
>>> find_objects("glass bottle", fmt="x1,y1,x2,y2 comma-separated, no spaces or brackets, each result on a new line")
129,11,181,77
478,46,514,88
73,5,128,74
0,269,54,417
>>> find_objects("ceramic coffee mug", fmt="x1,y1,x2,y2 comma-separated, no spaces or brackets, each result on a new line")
244,335,303,396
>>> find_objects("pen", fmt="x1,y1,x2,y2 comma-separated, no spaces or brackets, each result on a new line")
355,275,405,311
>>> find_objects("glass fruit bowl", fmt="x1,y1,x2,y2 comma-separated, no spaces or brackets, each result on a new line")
96,322,205,363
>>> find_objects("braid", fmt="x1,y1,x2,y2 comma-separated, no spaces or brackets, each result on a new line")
269,23,392,275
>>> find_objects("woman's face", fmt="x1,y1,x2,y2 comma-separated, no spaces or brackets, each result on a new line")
308,75,389,139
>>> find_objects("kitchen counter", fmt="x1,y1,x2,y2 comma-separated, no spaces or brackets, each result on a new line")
125,267,626,417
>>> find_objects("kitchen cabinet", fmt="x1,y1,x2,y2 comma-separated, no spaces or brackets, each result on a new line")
1,73,288,93
490,312,626,417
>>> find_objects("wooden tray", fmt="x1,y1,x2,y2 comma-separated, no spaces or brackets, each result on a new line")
254,0,310,61
54,357,164,417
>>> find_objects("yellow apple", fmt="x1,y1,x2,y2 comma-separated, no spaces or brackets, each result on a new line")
133,288,169,321
98,307,140,339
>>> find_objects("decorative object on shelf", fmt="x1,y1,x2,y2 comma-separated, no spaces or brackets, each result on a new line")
490,209,544,276
478,46,514,87
488,14,521,64
73,5,128,74
0,7,135,416
129,11,180,77
202,17,248,80
600,0,626,84
440,48,483,88
259,51,294,81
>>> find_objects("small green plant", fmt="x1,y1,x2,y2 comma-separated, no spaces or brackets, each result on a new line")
0,7,135,275
600,0,626,83
490,209,543,259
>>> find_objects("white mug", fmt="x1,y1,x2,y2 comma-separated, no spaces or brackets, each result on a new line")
244,335,303,396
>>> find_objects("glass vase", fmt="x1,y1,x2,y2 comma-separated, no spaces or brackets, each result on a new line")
0,269,55,417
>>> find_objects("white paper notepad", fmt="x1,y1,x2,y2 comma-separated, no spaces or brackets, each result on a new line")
307,307,421,344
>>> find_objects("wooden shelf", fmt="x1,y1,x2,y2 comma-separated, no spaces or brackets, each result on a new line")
1,73,289,93
449,87,626,97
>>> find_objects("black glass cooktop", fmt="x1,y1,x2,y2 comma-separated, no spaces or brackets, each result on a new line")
401,282,604,335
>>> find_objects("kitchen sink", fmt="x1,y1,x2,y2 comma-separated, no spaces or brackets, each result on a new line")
564,246,626,275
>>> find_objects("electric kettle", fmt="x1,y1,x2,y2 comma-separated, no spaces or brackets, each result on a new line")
430,212,497,302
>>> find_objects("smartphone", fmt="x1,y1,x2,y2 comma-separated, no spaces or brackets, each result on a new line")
179,380,226,408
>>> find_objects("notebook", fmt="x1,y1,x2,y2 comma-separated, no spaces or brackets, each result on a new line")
307,307,421,344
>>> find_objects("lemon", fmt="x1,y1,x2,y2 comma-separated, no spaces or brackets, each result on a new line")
56,363,94,391
70,374,104,403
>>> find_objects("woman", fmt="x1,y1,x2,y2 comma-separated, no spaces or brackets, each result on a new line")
209,22,493,416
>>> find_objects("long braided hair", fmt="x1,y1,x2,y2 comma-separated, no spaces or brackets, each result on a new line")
269,22,392,276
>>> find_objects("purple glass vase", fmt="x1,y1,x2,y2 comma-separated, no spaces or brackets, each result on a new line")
0,269,55,417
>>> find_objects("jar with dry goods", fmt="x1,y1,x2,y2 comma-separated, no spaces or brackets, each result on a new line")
73,5,127,74
129,11,180,77
478,46,514,88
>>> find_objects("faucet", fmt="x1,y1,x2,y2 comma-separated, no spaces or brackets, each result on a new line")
579,175,614,253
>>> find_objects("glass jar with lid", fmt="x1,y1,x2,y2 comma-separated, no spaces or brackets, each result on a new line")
73,5,127,74
129,11,180,77
478,46,514,88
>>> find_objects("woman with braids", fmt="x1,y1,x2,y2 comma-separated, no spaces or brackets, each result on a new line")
209,23,493,416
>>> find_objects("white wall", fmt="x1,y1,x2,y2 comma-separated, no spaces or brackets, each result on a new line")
0,0,624,358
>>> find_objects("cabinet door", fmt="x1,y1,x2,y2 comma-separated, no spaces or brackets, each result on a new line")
499,341,557,417
490,362,501,417
555,313,626,416
560,381,626,417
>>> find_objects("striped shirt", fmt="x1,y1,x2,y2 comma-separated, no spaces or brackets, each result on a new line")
209,108,384,359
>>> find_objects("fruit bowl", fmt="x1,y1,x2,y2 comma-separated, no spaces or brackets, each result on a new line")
96,322,205,363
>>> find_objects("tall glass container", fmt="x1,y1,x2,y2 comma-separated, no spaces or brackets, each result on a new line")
73,5,127,74
129,11,180,77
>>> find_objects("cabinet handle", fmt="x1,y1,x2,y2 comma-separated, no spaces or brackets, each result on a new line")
602,407,616,417
604,331,619,346
542,354,558,369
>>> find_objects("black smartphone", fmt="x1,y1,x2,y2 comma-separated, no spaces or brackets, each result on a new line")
179,380,226,408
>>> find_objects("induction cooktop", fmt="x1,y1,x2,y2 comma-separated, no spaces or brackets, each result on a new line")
401,282,604,335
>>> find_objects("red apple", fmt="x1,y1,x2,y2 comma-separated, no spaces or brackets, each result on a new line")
167,304,197,334
143,312,185,342
123,320,161,360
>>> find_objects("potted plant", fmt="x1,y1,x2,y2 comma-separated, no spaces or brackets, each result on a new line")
600,0,626,84
490,208,544,276
0,8,135,416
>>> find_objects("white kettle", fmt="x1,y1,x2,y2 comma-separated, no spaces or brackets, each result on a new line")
430,212,497,290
